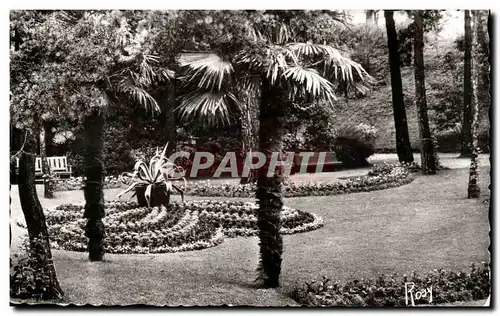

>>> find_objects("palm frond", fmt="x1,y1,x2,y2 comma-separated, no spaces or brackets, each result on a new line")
178,52,233,91
288,42,325,58
116,79,160,113
283,65,336,104
176,91,240,126
264,45,297,85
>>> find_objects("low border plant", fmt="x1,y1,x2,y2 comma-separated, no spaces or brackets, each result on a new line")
291,262,490,307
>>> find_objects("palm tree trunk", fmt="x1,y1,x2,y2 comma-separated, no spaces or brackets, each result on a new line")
255,80,285,288
18,130,64,300
461,10,473,158
413,11,437,174
238,78,261,184
40,124,54,199
158,83,177,154
384,10,414,163
82,109,106,261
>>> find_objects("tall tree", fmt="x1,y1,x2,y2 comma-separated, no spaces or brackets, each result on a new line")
10,11,64,299
461,10,473,157
366,10,378,24
384,10,414,163
467,10,490,198
18,131,64,300
413,10,437,174
176,11,371,287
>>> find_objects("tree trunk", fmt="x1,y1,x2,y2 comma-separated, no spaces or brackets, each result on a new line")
44,121,56,157
82,109,106,261
467,11,487,198
18,131,64,300
461,10,473,157
384,10,414,163
238,77,261,184
158,83,177,154
413,11,437,174
366,10,376,24
255,79,285,288
40,125,54,199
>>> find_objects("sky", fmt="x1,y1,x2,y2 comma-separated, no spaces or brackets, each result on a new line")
348,10,464,39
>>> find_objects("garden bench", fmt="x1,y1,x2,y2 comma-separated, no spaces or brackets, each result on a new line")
15,156,73,178
292,151,342,174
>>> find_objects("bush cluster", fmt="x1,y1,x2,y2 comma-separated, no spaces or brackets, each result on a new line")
334,123,377,168
10,238,58,301
291,262,490,307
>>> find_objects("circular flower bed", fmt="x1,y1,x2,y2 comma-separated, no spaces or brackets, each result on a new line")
185,163,414,198
52,163,414,197
16,201,323,254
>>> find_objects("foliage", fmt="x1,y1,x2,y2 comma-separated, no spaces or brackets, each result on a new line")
333,123,377,167
291,262,490,307
175,11,371,126
435,123,489,153
301,105,337,151
10,11,174,132
117,143,186,206
16,200,323,254
10,238,59,301
103,118,135,176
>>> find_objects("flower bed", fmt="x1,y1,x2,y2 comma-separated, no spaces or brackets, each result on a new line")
52,163,414,198
184,163,414,198
291,263,490,307
16,200,323,254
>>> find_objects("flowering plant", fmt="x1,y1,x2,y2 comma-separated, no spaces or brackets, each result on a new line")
117,143,187,207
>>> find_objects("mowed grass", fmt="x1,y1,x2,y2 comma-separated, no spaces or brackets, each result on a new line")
10,154,490,306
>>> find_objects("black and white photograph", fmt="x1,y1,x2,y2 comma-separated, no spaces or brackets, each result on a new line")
8,7,492,308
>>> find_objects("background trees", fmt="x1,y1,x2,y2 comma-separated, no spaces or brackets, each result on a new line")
461,10,473,158
467,10,490,198
413,11,437,174
384,10,413,163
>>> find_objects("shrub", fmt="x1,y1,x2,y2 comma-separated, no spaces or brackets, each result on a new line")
436,123,490,154
334,123,377,168
291,262,490,307
103,123,135,176
10,238,58,301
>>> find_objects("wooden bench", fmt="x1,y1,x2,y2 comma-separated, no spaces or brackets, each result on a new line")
16,156,73,178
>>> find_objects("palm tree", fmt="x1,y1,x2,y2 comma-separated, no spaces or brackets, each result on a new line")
43,11,173,261
83,66,174,261
177,20,370,287
413,10,437,174
384,10,414,163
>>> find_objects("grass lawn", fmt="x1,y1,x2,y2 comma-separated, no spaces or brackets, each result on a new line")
10,153,490,306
